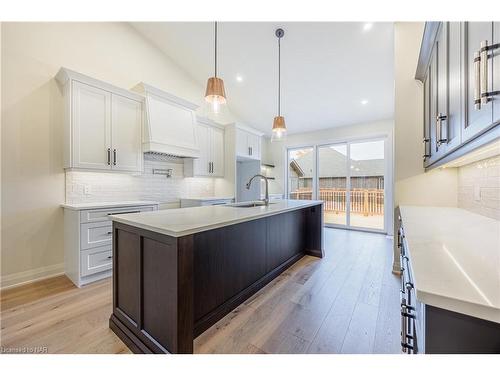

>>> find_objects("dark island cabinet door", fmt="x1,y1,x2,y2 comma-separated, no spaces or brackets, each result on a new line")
193,228,226,321
266,209,306,272
193,218,267,321
221,218,267,303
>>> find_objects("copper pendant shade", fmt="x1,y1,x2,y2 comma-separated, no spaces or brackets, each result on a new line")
271,28,287,142
272,116,286,130
205,22,226,113
205,76,226,104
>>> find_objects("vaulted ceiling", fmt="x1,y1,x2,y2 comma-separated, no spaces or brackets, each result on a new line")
131,22,394,135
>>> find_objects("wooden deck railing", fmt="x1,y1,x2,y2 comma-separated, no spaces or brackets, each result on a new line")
289,189,384,216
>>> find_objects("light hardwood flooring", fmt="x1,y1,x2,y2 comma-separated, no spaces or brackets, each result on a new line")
0,228,401,354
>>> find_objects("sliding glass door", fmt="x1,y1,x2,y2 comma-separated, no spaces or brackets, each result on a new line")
290,138,386,233
317,143,348,226
348,140,385,231
287,147,315,200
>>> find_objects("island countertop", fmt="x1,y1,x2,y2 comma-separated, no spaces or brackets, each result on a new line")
399,206,500,324
111,199,323,237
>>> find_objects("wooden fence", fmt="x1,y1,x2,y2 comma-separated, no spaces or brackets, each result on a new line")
289,189,384,216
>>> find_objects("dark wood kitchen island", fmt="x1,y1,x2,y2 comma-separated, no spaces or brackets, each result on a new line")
108,199,323,354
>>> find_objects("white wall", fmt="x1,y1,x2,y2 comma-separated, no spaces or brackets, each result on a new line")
0,22,241,287
393,22,459,271
263,119,395,235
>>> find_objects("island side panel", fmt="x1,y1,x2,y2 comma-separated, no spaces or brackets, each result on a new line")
304,203,324,258
109,221,194,354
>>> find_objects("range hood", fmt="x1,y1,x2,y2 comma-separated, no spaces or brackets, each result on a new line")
133,83,200,158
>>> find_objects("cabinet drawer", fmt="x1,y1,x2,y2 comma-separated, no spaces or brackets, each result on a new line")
80,222,113,250
80,246,112,277
80,205,154,223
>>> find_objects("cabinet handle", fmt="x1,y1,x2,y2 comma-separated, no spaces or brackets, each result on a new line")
107,148,111,165
210,162,213,173
422,138,430,160
107,256,113,259
436,113,448,146
480,40,489,105
474,51,481,110
478,41,500,105
113,149,117,165
107,231,112,235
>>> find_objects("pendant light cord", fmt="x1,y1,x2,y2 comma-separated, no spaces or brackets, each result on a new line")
214,21,218,78
278,36,281,116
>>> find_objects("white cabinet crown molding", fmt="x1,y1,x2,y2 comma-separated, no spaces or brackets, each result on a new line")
227,122,265,137
132,82,199,110
55,67,144,102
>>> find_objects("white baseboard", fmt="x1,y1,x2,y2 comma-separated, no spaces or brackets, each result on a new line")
1,263,65,290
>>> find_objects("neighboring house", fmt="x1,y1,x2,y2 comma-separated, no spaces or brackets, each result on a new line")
289,147,384,191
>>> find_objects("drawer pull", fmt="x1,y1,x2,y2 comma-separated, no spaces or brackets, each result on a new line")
107,211,140,216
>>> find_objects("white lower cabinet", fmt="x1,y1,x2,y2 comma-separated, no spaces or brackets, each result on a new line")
80,247,113,277
63,203,158,287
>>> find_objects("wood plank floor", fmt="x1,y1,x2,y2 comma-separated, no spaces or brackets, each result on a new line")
0,228,401,354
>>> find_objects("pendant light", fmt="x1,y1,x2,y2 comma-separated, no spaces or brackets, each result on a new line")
205,21,226,114
271,28,287,142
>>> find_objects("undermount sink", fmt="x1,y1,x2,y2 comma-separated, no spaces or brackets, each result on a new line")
226,201,275,208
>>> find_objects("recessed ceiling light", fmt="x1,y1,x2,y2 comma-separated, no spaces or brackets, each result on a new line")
361,99,369,105
236,75,243,82
363,23,373,31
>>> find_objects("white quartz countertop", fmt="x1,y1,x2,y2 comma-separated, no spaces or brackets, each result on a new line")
400,206,500,323
61,201,160,210
111,199,323,237
179,196,234,201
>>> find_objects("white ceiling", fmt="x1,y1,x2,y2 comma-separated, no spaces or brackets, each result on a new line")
131,22,394,135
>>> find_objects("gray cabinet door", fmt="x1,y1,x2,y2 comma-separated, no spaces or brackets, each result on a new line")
443,22,463,153
423,72,432,167
493,22,500,124
463,22,494,141
428,45,439,165
434,22,449,160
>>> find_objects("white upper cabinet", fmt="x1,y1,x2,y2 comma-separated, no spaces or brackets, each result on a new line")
210,127,225,176
71,81,112,170
111,94,143,172
56,68,144,173
235,126,262,160
193,122,211,176
184,118,225,177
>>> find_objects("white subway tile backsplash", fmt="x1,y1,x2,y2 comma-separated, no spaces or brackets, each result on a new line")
458,155,500,220
65,155,215,204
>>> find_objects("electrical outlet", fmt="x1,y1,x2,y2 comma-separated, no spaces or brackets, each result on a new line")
84,185,92,195
473,185,481,202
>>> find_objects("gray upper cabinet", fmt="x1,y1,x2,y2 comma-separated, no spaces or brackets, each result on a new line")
444,22,462,153
493,23,500,124
463,22,494,142
417,22,500,170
